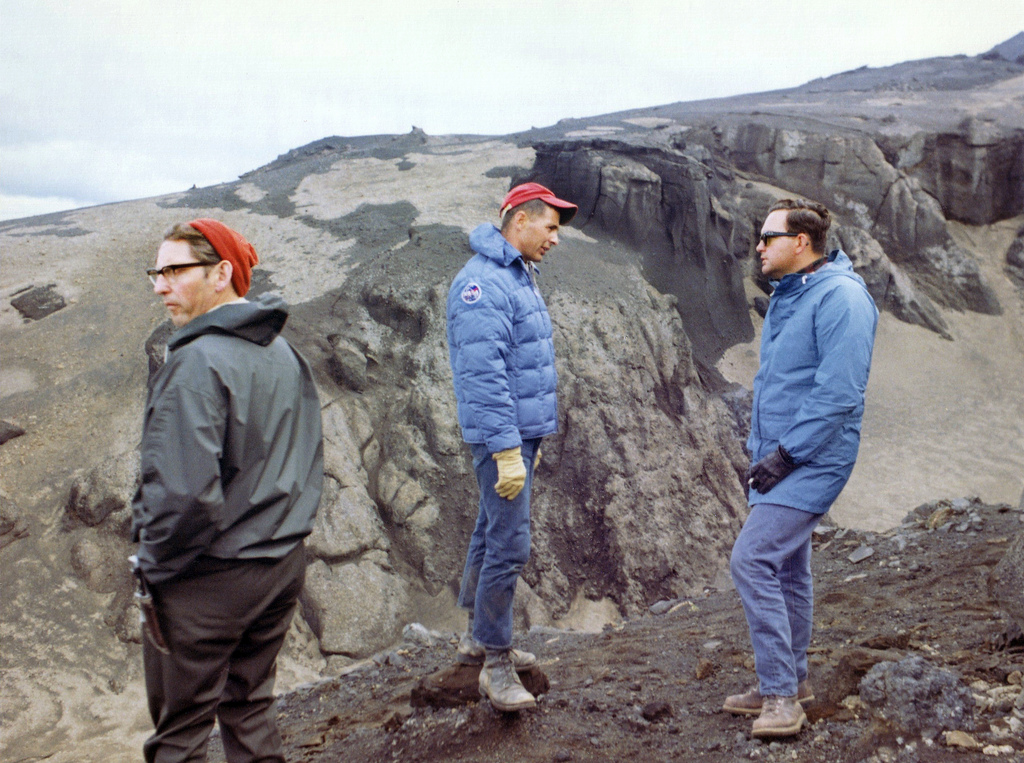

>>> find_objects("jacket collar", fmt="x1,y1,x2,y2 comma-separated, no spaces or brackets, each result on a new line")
469,223,526,268
770,249,852,293
167,293,289,351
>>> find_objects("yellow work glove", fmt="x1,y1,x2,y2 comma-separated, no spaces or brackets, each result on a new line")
493,447,527,500
534,448,541,470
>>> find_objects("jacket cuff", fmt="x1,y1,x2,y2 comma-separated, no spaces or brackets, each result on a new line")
487,432,523,454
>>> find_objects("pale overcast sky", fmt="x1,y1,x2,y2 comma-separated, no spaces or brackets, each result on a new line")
2,0,1022,221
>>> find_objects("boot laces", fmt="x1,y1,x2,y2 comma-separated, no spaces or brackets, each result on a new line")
762,695,785,713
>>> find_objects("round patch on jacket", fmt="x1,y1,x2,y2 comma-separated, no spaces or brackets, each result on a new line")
461,282,482,304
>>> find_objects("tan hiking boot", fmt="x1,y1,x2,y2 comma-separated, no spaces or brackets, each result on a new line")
751,695,806,738
478,651,536,712
723,680,814,715
457,632,536,667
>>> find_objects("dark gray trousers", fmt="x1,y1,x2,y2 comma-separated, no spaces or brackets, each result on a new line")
142,544,305,763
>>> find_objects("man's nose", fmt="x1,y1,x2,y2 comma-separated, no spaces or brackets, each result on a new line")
153,275,170,294
550,232,559,246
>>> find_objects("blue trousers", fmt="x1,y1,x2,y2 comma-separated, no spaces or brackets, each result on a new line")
730,502,822,697
457,438,540,650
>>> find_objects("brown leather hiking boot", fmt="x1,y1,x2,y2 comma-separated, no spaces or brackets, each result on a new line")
722,680,814,715
478,651,536,712
751,695,806,738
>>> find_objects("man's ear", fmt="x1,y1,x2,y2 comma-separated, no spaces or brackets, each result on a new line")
212,260,234,293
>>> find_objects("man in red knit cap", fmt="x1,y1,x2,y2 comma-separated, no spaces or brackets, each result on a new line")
133,220,323,762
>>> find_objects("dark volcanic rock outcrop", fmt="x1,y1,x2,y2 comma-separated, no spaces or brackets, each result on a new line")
1007,226,1024,293
11,283,67,321
893,116,1024,226
525,137,752,363
987,31,1024,63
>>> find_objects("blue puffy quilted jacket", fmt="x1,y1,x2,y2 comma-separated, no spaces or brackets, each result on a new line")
748,250,878,514
447,224,558,452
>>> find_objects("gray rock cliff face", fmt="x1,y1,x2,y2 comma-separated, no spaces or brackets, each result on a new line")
703,122,1001,315
893,119,1024,226
524,130,965,341
526,137,753,364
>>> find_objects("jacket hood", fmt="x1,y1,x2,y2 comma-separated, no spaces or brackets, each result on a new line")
469,224,523,267
771,250,863,294
167,293,289,351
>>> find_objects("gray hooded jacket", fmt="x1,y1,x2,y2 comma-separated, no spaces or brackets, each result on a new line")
131,294,323,584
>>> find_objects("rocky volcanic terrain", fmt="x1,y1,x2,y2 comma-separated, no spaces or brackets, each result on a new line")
205,499,1024,763
1,35,1023,762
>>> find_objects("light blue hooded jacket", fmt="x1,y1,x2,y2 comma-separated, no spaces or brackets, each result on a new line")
748,250,878,514
447,224,558,453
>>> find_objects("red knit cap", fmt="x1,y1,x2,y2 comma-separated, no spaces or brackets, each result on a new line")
188,219,259,297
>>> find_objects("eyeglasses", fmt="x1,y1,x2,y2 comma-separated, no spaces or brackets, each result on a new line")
146,262,208,286
759,231,800,245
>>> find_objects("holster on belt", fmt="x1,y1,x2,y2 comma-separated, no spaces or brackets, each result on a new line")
129,555,171,655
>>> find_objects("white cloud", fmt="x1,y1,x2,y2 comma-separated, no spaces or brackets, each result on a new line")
1,139,225,204
1,0,1022,222
0,193,96,222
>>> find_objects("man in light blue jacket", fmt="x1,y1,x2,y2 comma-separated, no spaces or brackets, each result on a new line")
724,199,878,738
447,183,577,712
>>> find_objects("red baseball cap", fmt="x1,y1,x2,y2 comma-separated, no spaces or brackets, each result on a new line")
500,183,577,224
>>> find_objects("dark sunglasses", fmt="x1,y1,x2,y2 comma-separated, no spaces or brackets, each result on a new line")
146,262,208,285
759,231,800,245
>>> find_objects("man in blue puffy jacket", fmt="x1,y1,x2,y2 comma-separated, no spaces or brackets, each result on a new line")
724,199,878,738
446,183,577,711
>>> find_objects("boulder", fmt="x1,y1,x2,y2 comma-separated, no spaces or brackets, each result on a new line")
68,533,132,594
301,556,410,658
860,656,975,737
305,475,389,562
527,277,748,616
10,283,66,321
1006,227,1024,293
0,420,26,446
989,524,1024,632
805,646,904,722
0,493,30,552
64,451,139,534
